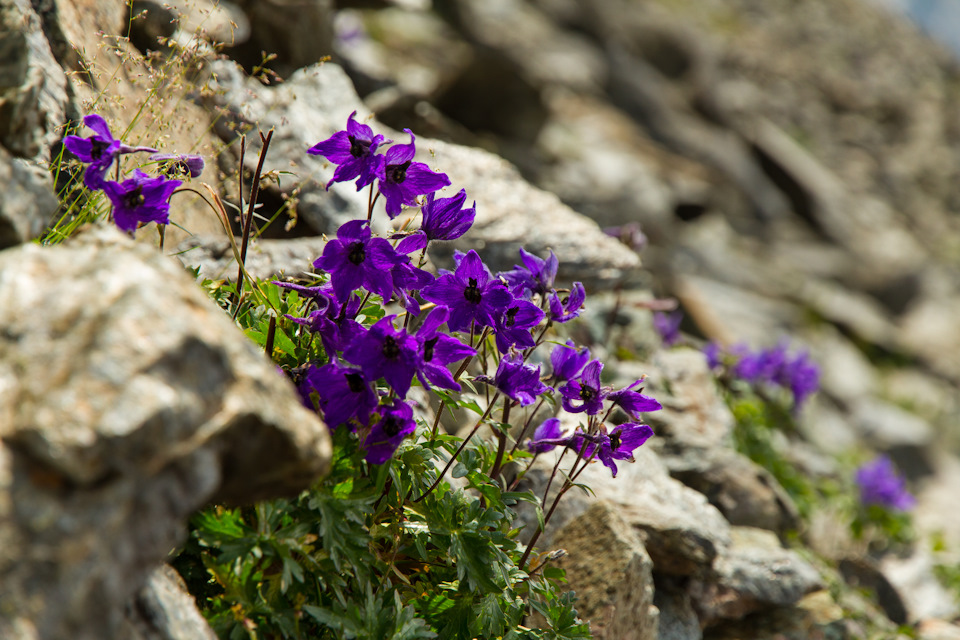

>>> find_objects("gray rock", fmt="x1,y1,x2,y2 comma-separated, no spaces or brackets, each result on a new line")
660,447,801,535
0,226,331,640
0,146,59,249
654,585,702,640
549,502,658,640
851,399,935,479
691,527,823,624
518,443,731,577
0,0,69,159
176,234,328,282
202,60,642,289
119,565,217,640
880,550,959,623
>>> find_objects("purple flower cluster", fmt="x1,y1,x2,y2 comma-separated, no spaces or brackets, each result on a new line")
704,341,820,410
63,114,202,233
855,455,915,511
282,114,661,469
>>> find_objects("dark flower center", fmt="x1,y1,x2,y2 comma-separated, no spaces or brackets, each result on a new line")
349,135,371,158
382,335,401,359
386,161,411,184
122,185,145,210
579,385,596,402
383,415,401,437
464,277,483,304
90,138,110,160
610,431,621,451
347,241,366,265
345,373,365,393
423,336,438,362
504,306,519,327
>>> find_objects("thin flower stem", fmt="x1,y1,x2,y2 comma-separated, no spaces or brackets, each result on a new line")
264,315,276,357
414,392,501,502
233,129,274,320
366,182,374,222
489,399,512,480
509,396,547,456
507,452,540,492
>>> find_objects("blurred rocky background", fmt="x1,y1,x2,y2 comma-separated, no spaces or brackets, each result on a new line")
3,0,960,638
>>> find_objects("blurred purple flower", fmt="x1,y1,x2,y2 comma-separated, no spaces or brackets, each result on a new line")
150,152,205,178
527,418,568,454
500,248,558,298
855,456,915,511
653,310,683,347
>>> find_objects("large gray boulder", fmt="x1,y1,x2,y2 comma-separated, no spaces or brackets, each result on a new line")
0,226,331,640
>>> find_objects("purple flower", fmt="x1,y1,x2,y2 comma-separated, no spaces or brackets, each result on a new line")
493,297,545,354
150,152,205,178
569,423,655,477
278,283,364,355
315,219,401,303
550,341,591,383
703,342,723,369
607,379,662,420
527,418,568,454
63,114,157,189
299,362,377,429
390,236,435,315
308,111,386,190
420,249,513,333
482,352,551,406
500,248,559,298
560,359,606,415
855,456,915,511
420,188,476,242
101,170,181,232
548,282,586,323
779,350,820,410
363,399,417,464
414,307,475,392
653,310,683,347
377,130,451,218
343,315,420,398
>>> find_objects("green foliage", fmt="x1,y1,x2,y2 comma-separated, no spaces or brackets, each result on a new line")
171,276,593,640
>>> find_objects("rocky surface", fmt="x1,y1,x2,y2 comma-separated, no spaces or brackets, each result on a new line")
0,227,330,639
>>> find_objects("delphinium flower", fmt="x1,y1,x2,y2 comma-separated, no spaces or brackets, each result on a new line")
500,248,559,298
550,340,591,384
299,362,378,429
418,189,476,243
703,342,723,369
101,170,182,233
150,152,205,178
480,352,551,406
855,455,915,511
343,315,421,398
377,130,451,218
412,307,476,392
63,114,157,189
569,423,655,477
277,282,364,356
559,359,606,415
548,282,586,323
607,378,662,420
363,399,418,464
527,418,568,454
421,249,513,333
711,341,820,411
779,350,820,410
315,219,401,303
308,111,387,190
492,297,545,354
653,310,683,347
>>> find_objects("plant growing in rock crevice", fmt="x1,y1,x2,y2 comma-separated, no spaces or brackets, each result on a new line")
56,108,664,638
